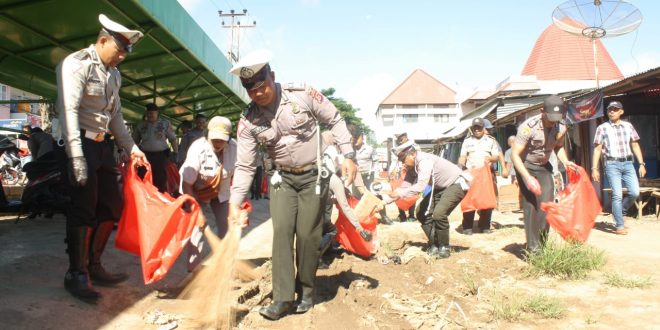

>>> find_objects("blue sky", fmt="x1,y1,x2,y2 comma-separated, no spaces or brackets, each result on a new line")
177,0,659,127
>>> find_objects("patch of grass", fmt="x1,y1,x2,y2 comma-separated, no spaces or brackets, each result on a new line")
604,272,653,289
461,267,479,296
491,291,566,321
526,239,606,280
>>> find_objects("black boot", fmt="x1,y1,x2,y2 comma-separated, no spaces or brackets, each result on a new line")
378,209,393,225
89,221,128,285
295,287,314,314
436,229,451,259
421,223,439,257
259,301,294,320
64,226,101,302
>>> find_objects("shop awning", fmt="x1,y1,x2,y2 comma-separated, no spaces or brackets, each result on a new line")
439,99,500,141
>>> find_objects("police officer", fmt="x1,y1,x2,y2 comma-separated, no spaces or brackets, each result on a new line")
386,141,467,258
511,95,575,254
134,103,178,193
177,114,207,167
227,50,357,320
56,14,147,302
458,118,507,235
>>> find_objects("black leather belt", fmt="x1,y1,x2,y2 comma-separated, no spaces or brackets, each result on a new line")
606,156,633,162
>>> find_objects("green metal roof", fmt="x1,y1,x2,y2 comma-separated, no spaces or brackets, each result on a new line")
0,0,248,124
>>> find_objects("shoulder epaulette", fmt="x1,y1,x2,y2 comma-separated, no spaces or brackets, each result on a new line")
72,49,90,61
526,118,539,128
283,82,306,91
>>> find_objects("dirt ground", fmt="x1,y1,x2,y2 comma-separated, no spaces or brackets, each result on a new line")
1,198,660,330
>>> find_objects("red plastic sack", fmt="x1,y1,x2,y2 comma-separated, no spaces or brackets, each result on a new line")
541,166,601,243
165,160,180,195
261,172,268,194
115,160,202,284
390,167,418,211
335,195,378,258
461,165,496,212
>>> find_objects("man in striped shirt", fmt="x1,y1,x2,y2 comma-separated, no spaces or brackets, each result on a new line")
592,101,646,235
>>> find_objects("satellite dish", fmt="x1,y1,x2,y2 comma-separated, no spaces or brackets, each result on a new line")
552,0,643,86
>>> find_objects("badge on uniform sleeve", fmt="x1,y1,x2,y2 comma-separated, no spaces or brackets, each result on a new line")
291,103,300,114
521,126,531,136
307,87,326,104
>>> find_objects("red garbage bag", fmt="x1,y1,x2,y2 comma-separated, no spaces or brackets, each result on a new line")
390,167,418,211
165,160,180,195
115,160,202,284
541,166,601,243
461,165,496,212
335,195,377,258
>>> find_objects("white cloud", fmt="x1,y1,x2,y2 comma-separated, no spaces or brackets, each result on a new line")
177,0,204,11
619,51,660,77
344,73,398,132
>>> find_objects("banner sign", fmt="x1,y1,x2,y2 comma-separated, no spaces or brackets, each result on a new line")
567,91,603,124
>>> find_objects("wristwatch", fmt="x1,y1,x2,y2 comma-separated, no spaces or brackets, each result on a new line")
344,151,356,161
639,162,646,166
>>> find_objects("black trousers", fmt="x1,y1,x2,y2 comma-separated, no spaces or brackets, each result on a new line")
143,150,169,193
519,162,554,252
416,183,465,231
251,166,263,199
66,138,122,229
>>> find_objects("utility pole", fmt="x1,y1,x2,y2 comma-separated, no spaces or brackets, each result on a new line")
219,9,256,64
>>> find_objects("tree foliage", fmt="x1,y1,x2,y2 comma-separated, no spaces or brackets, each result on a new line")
321,88,372,135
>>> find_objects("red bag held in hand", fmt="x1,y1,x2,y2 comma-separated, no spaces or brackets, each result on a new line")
390,167,418,211
461,165,496,212
335,195,377,258
115,160,202,284
541,166,601,243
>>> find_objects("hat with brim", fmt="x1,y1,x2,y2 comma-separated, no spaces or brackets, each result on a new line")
543,95,566,122
207,116,232,141
229,50,272,89
392,140,414,159
99,14,143,53
607,101,623,110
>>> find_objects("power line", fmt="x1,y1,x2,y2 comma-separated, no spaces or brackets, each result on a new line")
219,9,256,63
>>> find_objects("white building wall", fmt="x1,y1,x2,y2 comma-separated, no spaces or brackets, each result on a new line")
375,104,461,142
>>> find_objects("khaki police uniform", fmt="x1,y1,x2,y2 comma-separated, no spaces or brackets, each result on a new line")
230,83,353,303
460,134,501,232
56,44,139,228
515,114,567,252
134,117,178,192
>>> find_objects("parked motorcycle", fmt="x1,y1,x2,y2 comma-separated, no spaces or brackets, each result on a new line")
0,148,28,186
15,148,70,221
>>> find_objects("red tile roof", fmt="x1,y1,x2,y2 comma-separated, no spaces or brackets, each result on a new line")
522,23,623,81
380,69,456,105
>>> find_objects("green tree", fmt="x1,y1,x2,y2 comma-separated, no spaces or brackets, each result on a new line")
321,88,372,135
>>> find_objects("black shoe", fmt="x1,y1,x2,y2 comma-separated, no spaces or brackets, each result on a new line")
259,301,294,320
480,228,492,234
426,245,440,257
317,259,330,270
295,298,314,314
89,264,128,286
64,270,101,303
437,246,451,259
406,217,416,223
463,228,473,235
379,216,394,225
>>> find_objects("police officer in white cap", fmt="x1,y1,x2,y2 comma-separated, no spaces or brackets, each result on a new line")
56,14,147,302
228,50,357,320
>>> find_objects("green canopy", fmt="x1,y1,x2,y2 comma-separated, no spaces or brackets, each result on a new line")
0,0,248,124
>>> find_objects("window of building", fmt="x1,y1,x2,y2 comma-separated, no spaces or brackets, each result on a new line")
432,114,451,123
382,115,394,127
0,85,7,100
402,114,418,123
